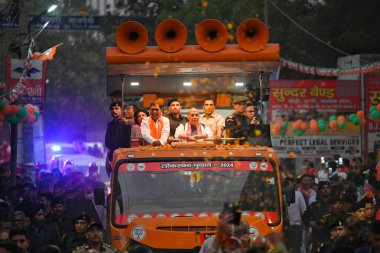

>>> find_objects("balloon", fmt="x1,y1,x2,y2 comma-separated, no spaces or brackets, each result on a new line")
310,119,319,132
281,122,288,130
6,115,19,125
272,128,280,135
318,119,326,131
280,129,286,136
34,110,40,120
337,115,345,123
2,105,12,115
0,98,6,111
16,106,27,118
338,122,346,129
10,105,19,115
329,120,338,129
353,117,361,125
377,104,380,112
293,120,302,130
28,115,36,123
356,110,364,119
370,106,377,113
360,118,366,125
371,110,380,119
295,129,304,136
349,114,356,121
301,122,308,131
329,116,337,122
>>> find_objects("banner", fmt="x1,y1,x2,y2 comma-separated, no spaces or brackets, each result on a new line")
365,74,380,153
6,58,46,111
272,135,361,157
269,80,360,112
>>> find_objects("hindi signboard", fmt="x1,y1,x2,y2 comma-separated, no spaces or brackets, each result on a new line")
365,74,380,153
6,58,46,111
269,79,362,158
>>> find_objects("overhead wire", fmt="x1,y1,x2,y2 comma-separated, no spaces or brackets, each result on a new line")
267,0,351,57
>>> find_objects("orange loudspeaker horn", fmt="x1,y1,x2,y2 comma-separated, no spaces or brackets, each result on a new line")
236,19,269,52
195,19,228,52
155,19,187,53
115,21,148,54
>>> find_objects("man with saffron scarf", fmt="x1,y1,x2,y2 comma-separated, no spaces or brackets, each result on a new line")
141,103,170,146
175,108,213,141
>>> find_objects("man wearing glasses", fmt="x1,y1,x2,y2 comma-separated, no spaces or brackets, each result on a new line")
225,96,255,144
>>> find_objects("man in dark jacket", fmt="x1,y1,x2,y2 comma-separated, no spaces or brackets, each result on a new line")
165,98,187,143
61,213,91,253
25,203,60,253
333,216,371,251
105,101,132,160
105,101,132,175
356,221,380,253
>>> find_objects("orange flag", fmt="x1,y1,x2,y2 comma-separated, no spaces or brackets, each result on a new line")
32,43,63,61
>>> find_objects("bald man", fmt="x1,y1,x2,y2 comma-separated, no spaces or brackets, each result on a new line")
174,108,213,141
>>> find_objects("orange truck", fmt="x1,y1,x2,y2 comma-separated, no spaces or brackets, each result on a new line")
104,18,285,252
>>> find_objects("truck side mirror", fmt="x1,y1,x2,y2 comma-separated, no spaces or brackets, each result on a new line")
94,187,105,206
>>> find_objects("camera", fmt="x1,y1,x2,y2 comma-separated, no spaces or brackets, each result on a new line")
223,202,242,225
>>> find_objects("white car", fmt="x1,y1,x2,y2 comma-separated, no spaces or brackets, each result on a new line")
46,142,106,176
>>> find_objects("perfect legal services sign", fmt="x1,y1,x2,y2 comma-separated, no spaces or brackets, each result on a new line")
269,79,361,158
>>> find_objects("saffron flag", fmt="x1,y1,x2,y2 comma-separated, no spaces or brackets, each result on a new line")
32,43,63,61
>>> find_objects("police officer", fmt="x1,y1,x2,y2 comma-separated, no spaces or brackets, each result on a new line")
225,96,257,144
74,222,120,253
61,213,91,253
319,220,345,253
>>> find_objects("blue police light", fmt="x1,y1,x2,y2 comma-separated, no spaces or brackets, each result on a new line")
52,145,61,152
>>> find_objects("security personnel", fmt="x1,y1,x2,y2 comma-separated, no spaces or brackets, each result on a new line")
319,220,345,253
61,213,91,253
225,96,253,144
320,196,351,242
74,222,121,253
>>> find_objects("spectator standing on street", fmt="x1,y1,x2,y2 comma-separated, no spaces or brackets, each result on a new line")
200,98,225,139
74,222,120,253
11,211,28,230
25,203,60,253
9,228,30,253
65,185,102,228
284,177,306,253
46,197,72,242
61,213,91,253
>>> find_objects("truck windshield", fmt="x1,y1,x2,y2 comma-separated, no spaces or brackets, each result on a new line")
112,158,280,226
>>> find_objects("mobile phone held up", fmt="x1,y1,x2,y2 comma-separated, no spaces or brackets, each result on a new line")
223,202,242,225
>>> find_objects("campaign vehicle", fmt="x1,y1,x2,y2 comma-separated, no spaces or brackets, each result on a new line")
103,18,285,252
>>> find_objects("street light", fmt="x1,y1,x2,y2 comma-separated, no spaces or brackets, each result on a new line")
47,4,58,13
27,4,58,38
